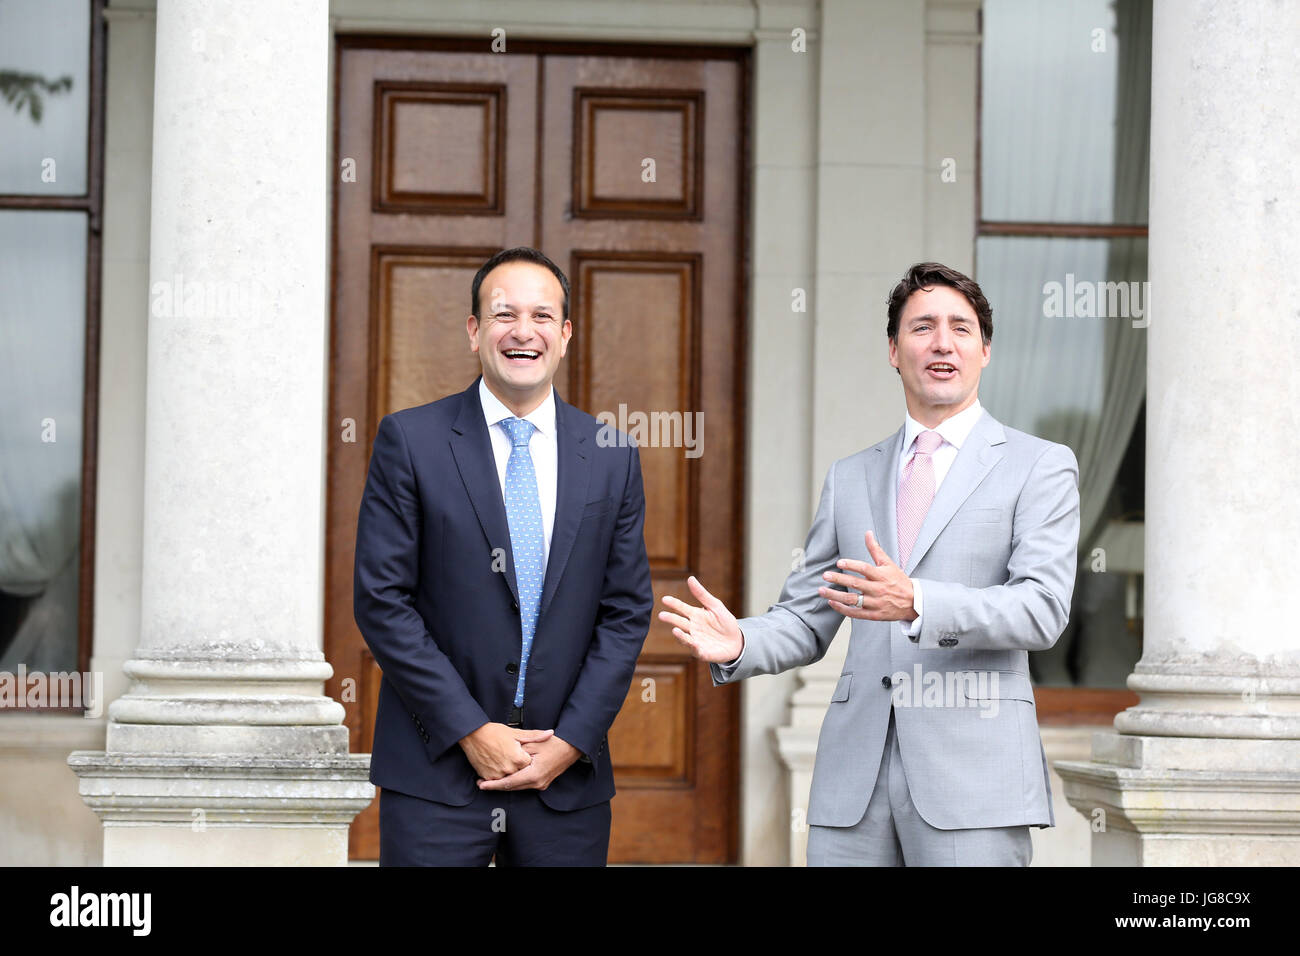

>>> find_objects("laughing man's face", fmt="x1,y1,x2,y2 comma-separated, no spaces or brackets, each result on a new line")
468,261,571,413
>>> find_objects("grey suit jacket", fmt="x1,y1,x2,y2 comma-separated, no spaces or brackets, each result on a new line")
712,410,1080,830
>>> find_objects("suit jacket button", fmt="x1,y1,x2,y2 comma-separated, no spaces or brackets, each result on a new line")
506,661,518,675
939,637,958,647
881,676,892,688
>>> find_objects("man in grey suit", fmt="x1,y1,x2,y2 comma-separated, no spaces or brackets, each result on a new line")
662,262,1080,866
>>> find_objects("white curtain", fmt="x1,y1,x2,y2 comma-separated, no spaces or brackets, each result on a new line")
0,209,86,672
978,0,1151,686
977,237,1147,554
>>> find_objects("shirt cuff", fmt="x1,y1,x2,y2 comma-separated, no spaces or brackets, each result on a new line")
904,578,923,637
708,630,747,686
723,631,746,668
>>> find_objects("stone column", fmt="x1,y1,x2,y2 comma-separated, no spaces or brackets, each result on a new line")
1056,0,1300,865
741,0,820,868
69,0,372,865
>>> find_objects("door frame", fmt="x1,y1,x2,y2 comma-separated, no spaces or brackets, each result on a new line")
326,33,752,861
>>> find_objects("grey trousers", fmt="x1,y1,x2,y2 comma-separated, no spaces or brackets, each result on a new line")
806,707,1033,866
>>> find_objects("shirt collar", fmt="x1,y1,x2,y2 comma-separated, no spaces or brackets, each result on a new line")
902,398,983,456
479,377,556,437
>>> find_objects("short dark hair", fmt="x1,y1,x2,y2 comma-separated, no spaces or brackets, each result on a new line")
470,246,570,323
886,262,992,345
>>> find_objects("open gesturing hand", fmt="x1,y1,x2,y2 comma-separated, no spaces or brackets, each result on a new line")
659,576,744,664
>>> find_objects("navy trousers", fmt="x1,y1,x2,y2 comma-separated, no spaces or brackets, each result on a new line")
379,785,611,867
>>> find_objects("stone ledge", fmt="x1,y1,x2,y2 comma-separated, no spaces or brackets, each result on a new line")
0,714,106,753
1090,731,1300,771
69,751,375,826
1056,758,1300,837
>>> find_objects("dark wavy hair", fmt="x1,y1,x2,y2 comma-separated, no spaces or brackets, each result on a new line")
470,246,570,323
886,262,992,346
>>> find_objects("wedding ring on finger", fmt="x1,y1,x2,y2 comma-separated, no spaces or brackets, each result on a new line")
855,592,864,609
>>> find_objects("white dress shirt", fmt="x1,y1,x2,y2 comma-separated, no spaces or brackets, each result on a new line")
901,399,985,634
479,378,559,574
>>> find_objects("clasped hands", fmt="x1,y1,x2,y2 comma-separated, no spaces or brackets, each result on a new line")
459,722,581,792
661,531,916,663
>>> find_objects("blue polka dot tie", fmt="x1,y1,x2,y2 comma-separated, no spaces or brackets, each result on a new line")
500,417,544,708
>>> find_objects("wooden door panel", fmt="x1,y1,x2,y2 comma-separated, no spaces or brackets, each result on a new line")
570,253,698,573
328,39,745,863
608,662,693,785
370,246,497,440
373,82,506,214
573,89,703,217
543,53,742,864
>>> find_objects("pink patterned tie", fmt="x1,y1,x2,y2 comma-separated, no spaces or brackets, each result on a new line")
897,430,943,567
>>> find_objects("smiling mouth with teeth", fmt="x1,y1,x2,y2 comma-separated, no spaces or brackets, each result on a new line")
503,349,541,360
927,363,956,373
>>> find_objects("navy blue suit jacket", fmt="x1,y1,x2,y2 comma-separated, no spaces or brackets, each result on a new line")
353,378,653,811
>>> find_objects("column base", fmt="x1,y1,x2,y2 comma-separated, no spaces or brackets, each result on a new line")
68,751,374,866
106,657,348,746
775,659,840,866
106,722,351,756
1056,731,1300,866
775,726,817,867
1116,668,1300,738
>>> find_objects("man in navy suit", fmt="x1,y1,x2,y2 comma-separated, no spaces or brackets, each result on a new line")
354,247,653,866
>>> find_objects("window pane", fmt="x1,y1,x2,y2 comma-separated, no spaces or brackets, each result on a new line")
0,0,91,196
977,235,1147,688
981,0,1150,224
0,210,86,673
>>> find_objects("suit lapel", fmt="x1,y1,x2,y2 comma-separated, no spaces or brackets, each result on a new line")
449,379,519,605
903,410,1006,575
866,426,906,563
538,393,591,621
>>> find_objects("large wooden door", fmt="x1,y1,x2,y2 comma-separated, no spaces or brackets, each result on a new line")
327,37,747,863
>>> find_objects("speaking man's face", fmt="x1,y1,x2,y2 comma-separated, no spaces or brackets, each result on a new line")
888,284,990,421
468,261,571,410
